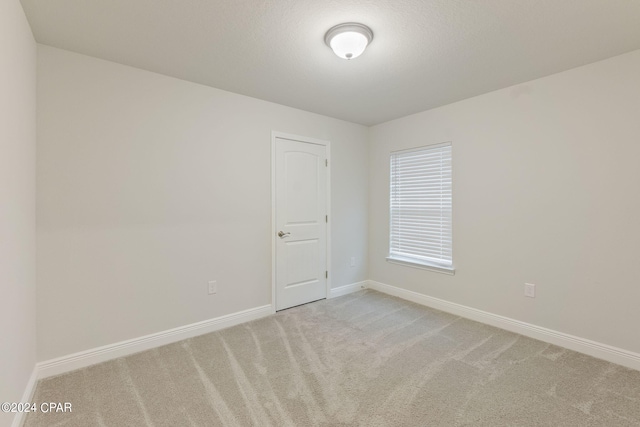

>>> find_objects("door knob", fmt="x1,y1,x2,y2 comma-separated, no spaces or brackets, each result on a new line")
278,231,291,238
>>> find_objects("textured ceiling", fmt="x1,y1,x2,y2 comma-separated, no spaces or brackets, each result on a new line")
20,0,640,125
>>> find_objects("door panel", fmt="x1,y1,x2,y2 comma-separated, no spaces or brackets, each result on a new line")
275,137,327,311
285,152,319,223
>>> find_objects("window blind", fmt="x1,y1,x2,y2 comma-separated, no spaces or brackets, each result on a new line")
389,142,452,269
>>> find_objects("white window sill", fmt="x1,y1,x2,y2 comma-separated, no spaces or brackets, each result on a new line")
386,256,455,276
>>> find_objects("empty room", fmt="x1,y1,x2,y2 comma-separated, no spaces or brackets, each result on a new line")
2,0,640,426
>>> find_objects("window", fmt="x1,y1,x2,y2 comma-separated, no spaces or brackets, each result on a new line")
388,142,453,273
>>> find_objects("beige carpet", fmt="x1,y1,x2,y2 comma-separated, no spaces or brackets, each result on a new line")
25,290,640,426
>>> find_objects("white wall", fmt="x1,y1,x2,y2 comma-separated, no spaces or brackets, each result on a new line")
0,0,37,425
369,49,640,354
37,45,369,361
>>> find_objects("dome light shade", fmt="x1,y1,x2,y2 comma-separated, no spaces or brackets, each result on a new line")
324,23,373,60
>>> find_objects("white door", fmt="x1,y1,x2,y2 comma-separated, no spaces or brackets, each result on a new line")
274,136,328,311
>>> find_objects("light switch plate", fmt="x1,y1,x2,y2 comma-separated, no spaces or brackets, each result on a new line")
208,280,217,295
524,283,535,298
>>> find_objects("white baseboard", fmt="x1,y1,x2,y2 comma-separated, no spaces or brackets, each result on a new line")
329,281,368,298
36,304,273,379
366,280,640,371
11,367,38,427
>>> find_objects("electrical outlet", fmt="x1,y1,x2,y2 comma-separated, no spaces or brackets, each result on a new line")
208,280,217,295
350,257,356,267
524,283,535,298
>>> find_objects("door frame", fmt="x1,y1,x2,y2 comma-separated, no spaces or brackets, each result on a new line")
271,131,331,312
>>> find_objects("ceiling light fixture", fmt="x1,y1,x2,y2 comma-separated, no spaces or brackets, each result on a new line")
324,23,373,60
